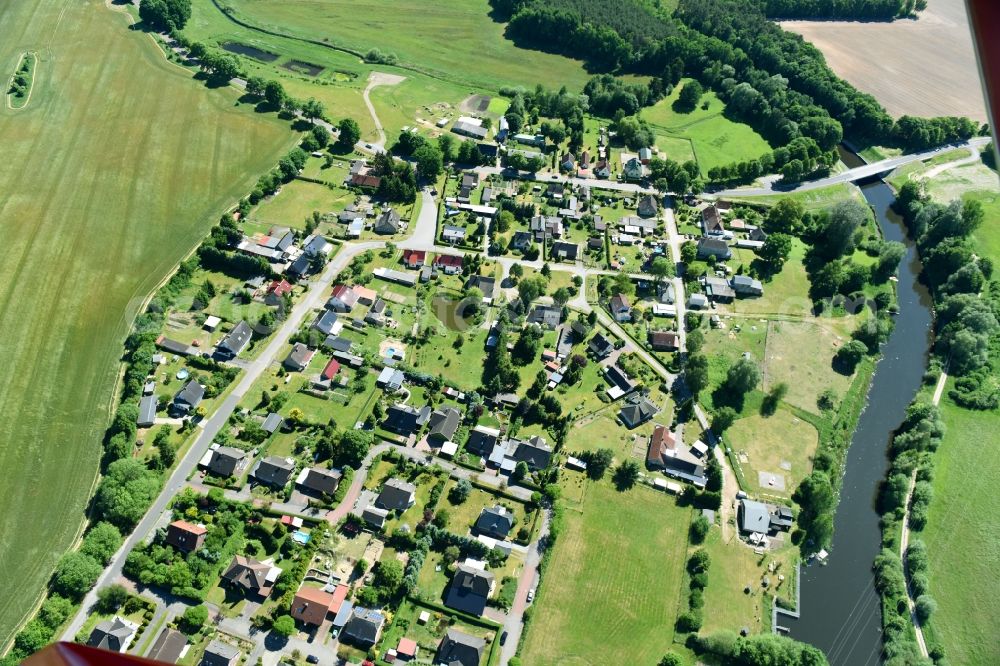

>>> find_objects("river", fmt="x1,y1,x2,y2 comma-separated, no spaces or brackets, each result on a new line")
782,173,935,665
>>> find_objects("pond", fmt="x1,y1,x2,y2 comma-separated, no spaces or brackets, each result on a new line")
221,42,279,63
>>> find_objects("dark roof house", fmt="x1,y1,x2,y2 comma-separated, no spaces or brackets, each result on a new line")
619,394,659,429
427,407,461,443
435,629,486,666
445,564,495,617
341,607,385,648
376,477,416,511
474,506,514,540
253,456,295,488
216,321,253,360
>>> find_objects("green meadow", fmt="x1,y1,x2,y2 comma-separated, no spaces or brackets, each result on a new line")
641,79,772,175
0,0,292,646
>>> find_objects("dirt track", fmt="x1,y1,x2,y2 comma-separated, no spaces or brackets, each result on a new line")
783,0,988,122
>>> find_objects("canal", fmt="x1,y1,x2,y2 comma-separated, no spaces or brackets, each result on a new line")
784,176,935,665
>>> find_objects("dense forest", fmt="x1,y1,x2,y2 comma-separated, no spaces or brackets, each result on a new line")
750,0,924,20
490,0,980,186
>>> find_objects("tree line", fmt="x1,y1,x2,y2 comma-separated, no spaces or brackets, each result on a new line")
750,0,924,20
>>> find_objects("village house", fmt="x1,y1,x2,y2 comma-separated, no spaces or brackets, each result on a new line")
376,477,416,511
705,276,736,302
215,320,253,360
221,554,281,598
171,380,204,416
327,284,358,312
295,466,342,497
551,241,578,262
527,305,562,329
435,629,486,666
702,205,726,236
402,249,425,269
588,332,614,359
341,607,386,648
201,445,246,478
619,393,659,429
442,224,467,245
383,403,430,436
594,159,611,178
623,156,645,181
609,293,632,322
637,194,658,218
374,208,402,235
445,563,495,617
732,274,764,296
252,456,295,488
165,520,207,553
283,342,315,371
264,279,293,306
87,617,138,654
201,640,241,666
434,253,464,275
648,330,680,351
474,505,514,540
510,230,532,251
697,237,732,260
465,425,500,457
377,366,406,392
427,406,461,444
646,424,707,486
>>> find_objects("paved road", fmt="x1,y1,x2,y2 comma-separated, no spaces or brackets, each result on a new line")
499,510,550,666
60,241,380,642
713,137,991,197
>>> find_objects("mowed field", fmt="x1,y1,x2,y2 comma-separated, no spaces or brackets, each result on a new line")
782,0,988,122
641,79,772,175
520,481,691,665
921,394,1000,666
0,0,292,646
223,0,592,91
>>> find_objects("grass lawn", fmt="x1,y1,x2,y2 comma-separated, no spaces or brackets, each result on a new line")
920,161,1000,263
700,530,797,636
250,177,355,231
920,393,1000,666
521,481,692,665
726,239,813,317
724,407,819,500
640,79,772,175
721,182,867,211
221,0,591,91
761,318,856,415
379,599,499,665
0,0,293,644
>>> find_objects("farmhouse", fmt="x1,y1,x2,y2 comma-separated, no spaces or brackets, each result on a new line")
221,554,281,598
165,520,207,553
296,466,342,496
445,563,495,616
452,120,488,140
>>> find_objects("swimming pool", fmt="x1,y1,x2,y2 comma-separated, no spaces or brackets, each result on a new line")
292,530,311,545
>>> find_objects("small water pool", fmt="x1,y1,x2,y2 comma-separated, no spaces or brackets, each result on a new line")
292,530,311,545
175,369,190,380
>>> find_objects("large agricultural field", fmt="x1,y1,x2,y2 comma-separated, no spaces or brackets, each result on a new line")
782,0,988,123
520,481,692,665
0,0,293,646
218,0,593,91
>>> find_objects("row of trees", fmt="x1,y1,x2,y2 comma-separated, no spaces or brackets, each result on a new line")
752,0,924,20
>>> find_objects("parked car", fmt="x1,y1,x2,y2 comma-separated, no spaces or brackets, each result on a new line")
500,631,509,645
527,588,536,603
306,656,319,664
